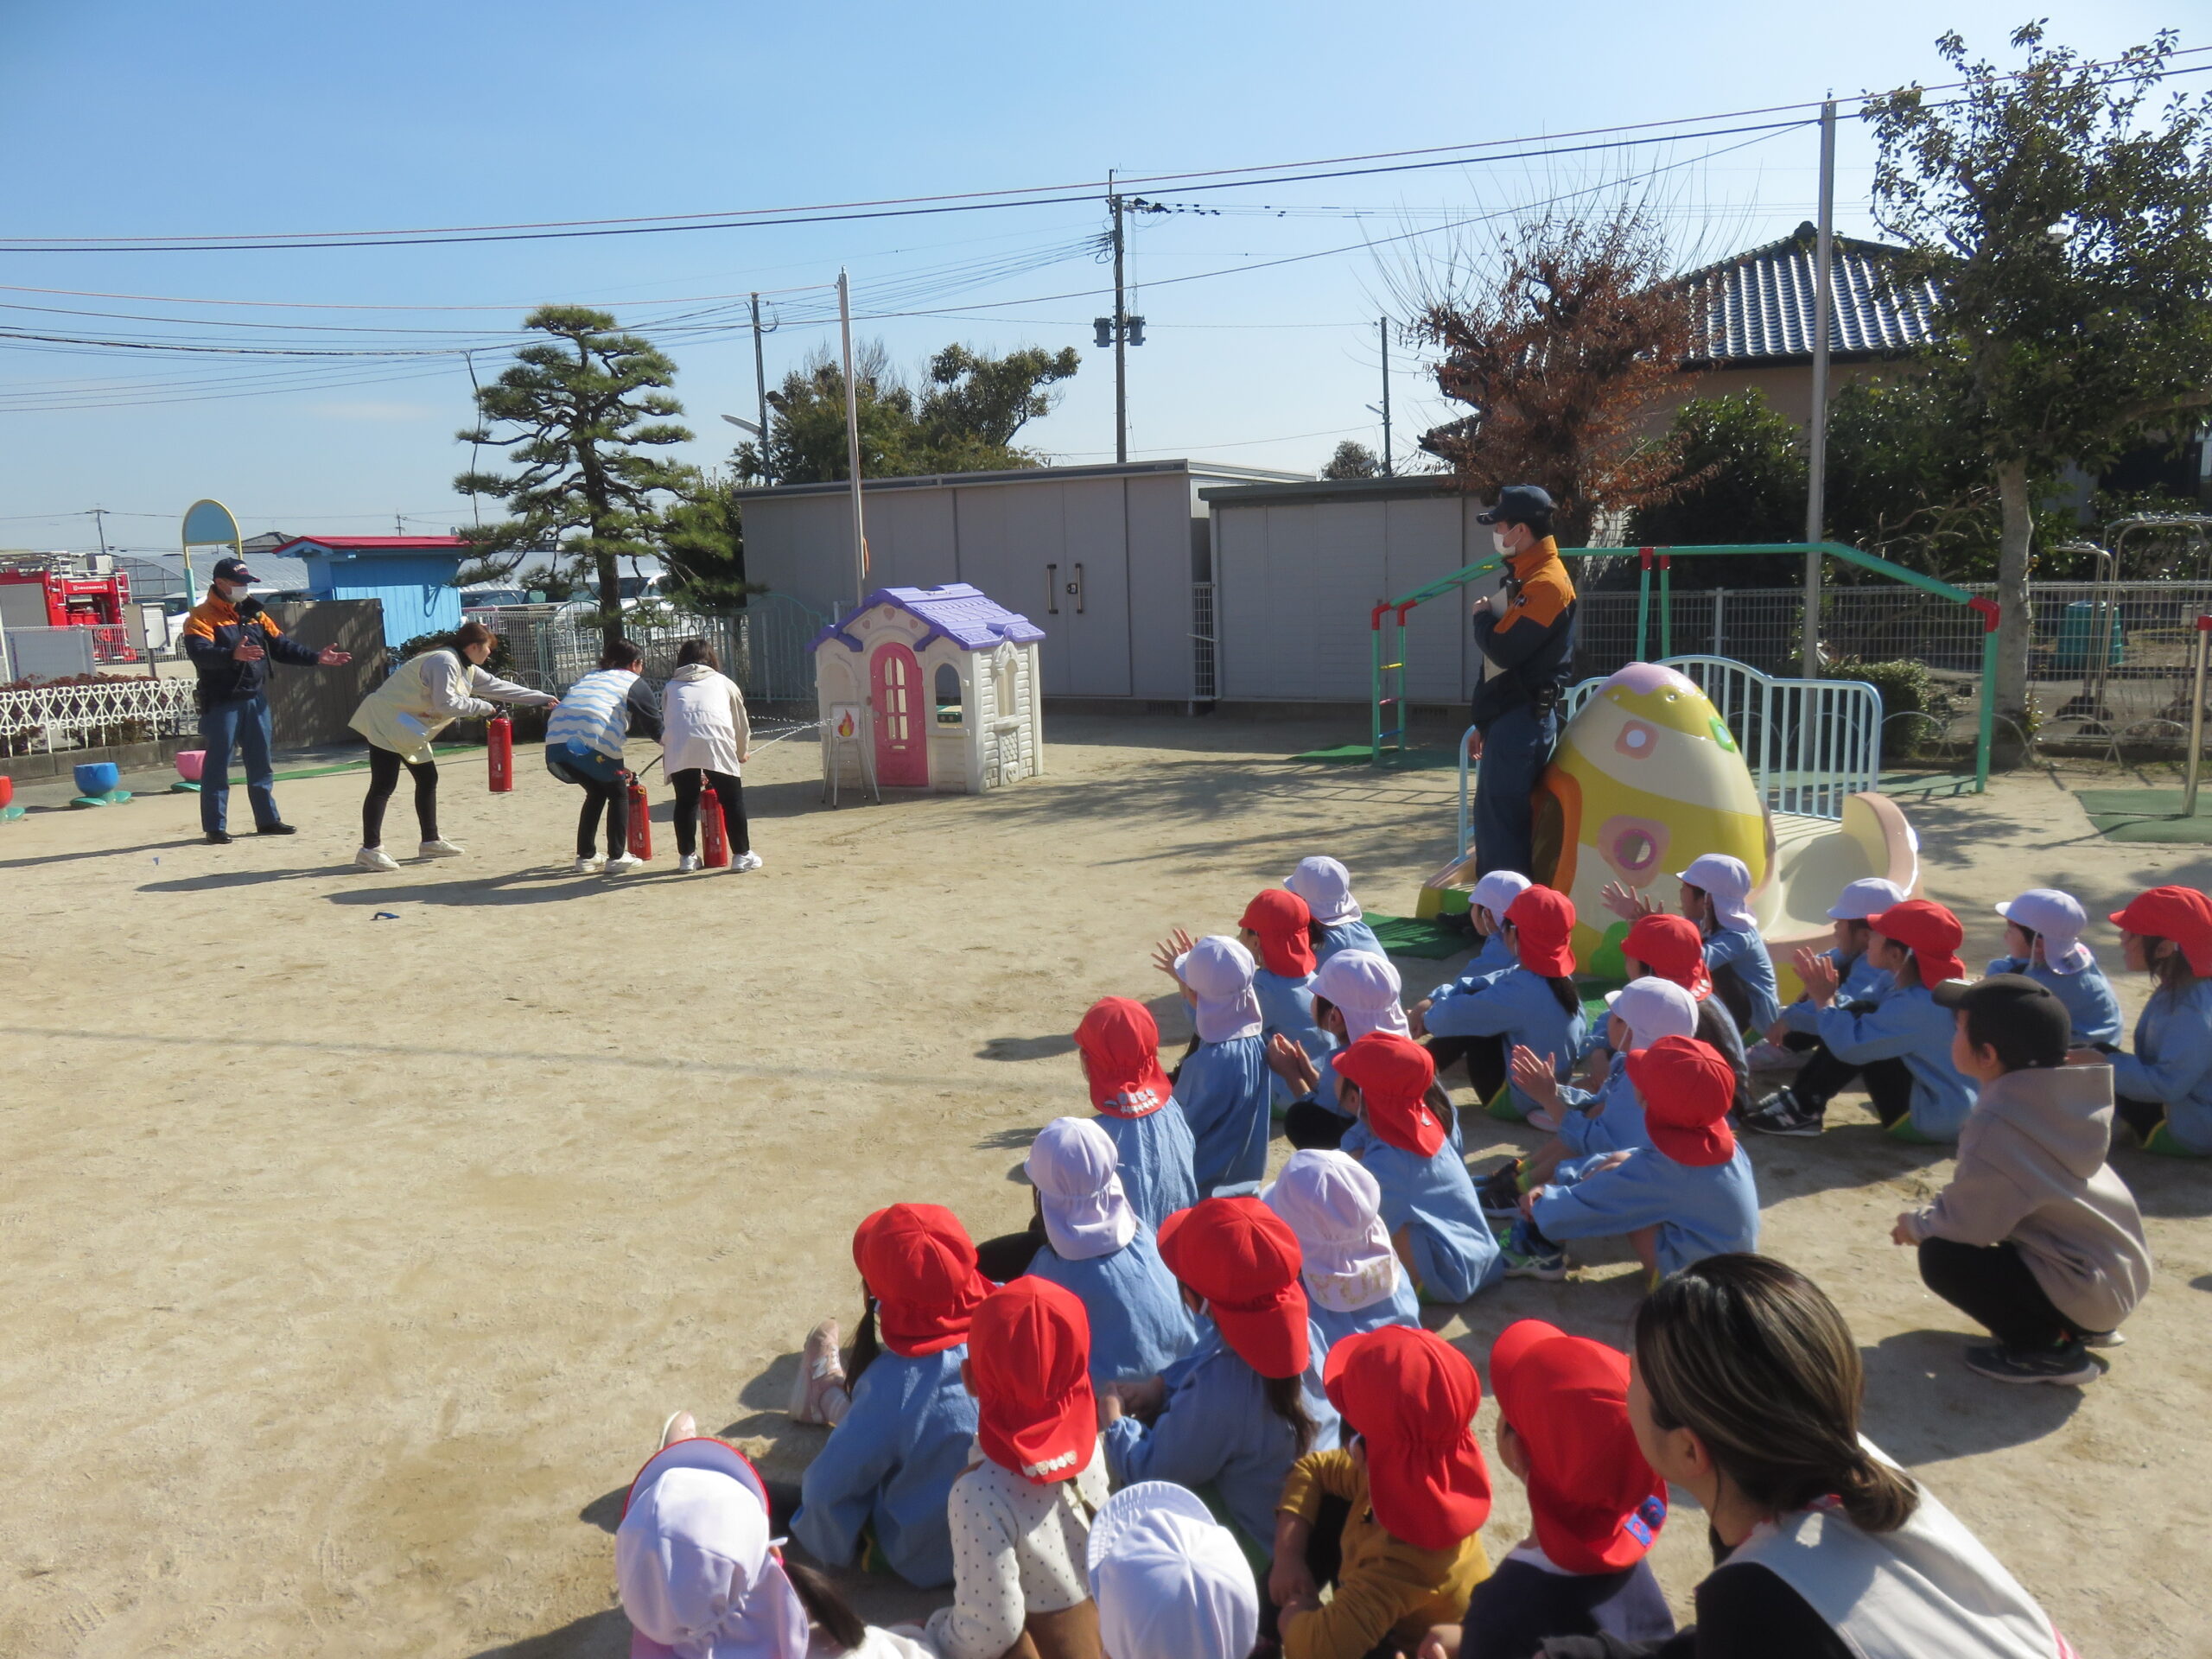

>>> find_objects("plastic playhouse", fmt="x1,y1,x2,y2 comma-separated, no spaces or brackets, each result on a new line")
812,583,1046,797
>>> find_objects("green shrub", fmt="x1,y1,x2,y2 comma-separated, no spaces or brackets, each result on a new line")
396,627,516,678
1824,656,1957,760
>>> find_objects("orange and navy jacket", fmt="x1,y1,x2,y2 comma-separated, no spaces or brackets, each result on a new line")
1469,537,1578,730
181,592,322,708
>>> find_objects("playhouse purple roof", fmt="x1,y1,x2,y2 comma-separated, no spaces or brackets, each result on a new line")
811,583,1047,653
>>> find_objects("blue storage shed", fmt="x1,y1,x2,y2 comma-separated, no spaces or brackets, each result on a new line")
272,535,469,646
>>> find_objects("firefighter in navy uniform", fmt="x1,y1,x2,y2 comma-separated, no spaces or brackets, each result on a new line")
180,556,353,843
1466,486,1577,878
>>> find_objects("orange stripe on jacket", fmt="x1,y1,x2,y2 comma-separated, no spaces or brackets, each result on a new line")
1492,538,1574,632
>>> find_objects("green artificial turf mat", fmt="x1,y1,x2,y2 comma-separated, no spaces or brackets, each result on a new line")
1291,743,1462,770
2074,788,2212,844
1363,913,1471,959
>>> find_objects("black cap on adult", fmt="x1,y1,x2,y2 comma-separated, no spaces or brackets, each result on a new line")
1476,484,1557,526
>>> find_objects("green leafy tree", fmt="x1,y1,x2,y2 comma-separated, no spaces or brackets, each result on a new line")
658,469,754,609
456,306,694,647
1626,392,1808,585
915,344,1081,468
1321,441,1381,480
1866,23,2212,753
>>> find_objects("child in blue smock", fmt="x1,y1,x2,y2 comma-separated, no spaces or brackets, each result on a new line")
1154,931,1273,1196
1018,1116,1196,1384
788,1204,991,1587
1504,1035,1760,1283
1101,1197,1341,1554
1262,1149,1421,1351
1287,855,1384,963
1271,948,1413,1153
1507,976,1701,1198
1242,887,1332,1115
1337,1031,1503,1303
1988,887,2123,1049
1745,877,1904,1133
1786,898,1978,1143
1074,995,1199,1229
1418,884,1587,1122
2106,886,2212,1157
1605,853,1781,1038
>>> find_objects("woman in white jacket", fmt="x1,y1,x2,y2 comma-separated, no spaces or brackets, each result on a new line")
662,638,759,873
347,620,556,872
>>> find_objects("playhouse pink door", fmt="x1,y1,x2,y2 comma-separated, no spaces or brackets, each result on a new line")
871,644,927,786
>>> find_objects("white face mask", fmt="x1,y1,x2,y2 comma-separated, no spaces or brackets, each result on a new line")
1490,527,1513,556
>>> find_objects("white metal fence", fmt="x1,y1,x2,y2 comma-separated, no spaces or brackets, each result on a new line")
0,676,197,755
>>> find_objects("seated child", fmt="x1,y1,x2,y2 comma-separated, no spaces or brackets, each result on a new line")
1073,997,1199,1229
921,1277,1111,1659
1101,1196,1340,1556
1984,887,2123,1049
1151,932,1272,1195
1087,1481,1261,1659
1418,885,1587,1122
1424,1319,1674,1659
1272,1325,1493,1659
1745,877,1902,1128
2103,886,2212,1158
788,1205,992,1587
1270,948,1410,1152
1894,975,2153,1387
1020,1116,1197,1383
1493,976,1700,1210
1605,853,1781,1037
1337,1032,1503,1303
1288,855,1385,962
1413,870,1534,1021
617,1421,929,1658
1263,1148,1422,1349
1614,912,1751,1114
1504,1035,1759,1282
1781,897,1978,1142
1243,887,1333,1115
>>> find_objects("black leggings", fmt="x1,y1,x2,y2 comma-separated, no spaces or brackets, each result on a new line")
1284,1101,1353,1150
576,776,630,858
1425,1032,1507,1101
2115,1095,2167,1144
1918,1236,2078,1350
671,766,751,857
364,746,438,847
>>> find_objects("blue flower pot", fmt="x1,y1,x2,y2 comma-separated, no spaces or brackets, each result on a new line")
74,761,120,797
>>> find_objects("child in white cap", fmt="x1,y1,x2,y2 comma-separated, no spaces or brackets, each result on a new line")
1153,931,1273,1196
1088,1482,1261,1659
1268,949,1412,1152
1746,876,1906,1137
1287,855,1384,963
1987,887,2122,1049
1448,869,1533,987
1264,1148,1422,1349
618,1418,928,1657
1019,1117,1197,1383
1604,852,1781,1037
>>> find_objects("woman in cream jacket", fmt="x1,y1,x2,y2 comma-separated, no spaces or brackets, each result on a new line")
662,638,758,872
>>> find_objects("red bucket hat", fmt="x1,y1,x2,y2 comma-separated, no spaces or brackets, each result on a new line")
1505,886,1578,978
1241,887,1319,978
1869,898,1966,988
1324,1325,1491,1551
1489,1319,1667,1575
1335,1032,1444,1157
2111,886,2212,976
852,1204,995,1357
1074,996,1174,1119
1156,1198,1310,1380
1622,912,1712,1000
1627,1035,1737,1166
970,1277,1097,1485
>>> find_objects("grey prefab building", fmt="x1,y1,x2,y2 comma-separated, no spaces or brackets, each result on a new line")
734,460,1304,705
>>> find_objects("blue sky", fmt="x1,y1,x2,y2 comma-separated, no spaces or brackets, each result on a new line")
0,1,2187,560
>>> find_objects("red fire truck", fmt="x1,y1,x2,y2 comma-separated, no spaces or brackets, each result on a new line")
0,554,140,664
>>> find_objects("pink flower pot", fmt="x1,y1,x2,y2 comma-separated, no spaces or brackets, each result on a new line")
175,749,207,782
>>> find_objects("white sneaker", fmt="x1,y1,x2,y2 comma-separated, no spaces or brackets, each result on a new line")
571,855,605,874
353,846,400,873
603,854,645,875
418,839,466,859
678,854,702,873
734,851,764,873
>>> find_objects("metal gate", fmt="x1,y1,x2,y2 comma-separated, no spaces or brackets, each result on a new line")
741,593,829,705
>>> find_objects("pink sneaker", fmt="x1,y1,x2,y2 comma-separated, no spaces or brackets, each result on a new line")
788,1320,849,1424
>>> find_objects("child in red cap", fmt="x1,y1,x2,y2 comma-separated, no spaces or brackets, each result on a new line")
1271,1325,1493,1659
1101,1197,1341,1556
1422,1319,1675,1658
1602,851,1783,1038
1507,1035,1760,1284
1415,885,1589,1122
2104,885,2212,1156
1761,897,1978,1143
1335,1032,1504,1302
1073,996,1201,1228
1243,887,1337,1118
922,1277,1110,1659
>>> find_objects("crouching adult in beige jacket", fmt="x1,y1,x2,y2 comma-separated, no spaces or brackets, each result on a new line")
1892,973,2152,1389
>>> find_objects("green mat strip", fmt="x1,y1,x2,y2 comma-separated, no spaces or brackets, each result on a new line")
1291,743,1462,771
1363,913,1470,959
2073,788,2212,845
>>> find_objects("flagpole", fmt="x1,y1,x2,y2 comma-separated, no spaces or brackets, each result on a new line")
837,268,868,611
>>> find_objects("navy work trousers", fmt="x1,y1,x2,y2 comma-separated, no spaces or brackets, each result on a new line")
1472,701,1557,878
198,693,279,835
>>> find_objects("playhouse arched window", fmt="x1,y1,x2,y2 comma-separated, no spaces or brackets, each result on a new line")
934,661,963,725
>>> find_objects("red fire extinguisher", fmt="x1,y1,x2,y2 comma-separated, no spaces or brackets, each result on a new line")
487,711,513,792
626,772,652,859
702,787,731,868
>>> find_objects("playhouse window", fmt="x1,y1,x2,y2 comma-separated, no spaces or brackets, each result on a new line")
935,662,963,725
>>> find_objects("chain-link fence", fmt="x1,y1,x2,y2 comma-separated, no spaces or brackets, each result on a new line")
466,607,746,696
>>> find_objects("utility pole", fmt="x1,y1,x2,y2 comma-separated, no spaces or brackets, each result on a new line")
749,292,773,484
1802,98,1837,680
90,506,110,558
1379,317,1395,477
1110,175,1128,464
837,268,868,610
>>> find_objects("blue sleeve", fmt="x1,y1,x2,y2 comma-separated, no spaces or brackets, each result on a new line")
1529,1154,1680,1241
1103,1372,1233,1492
791,1389,902,1567
1708,928,1781,1032
1815,993,1940,1065
1422,970,1529,1039
2111,995,2212,1104
1987,955,2027,976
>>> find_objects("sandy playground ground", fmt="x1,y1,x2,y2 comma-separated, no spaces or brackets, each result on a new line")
2,715,2209,1658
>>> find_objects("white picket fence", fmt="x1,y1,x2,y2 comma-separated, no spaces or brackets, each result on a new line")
0,677,197,754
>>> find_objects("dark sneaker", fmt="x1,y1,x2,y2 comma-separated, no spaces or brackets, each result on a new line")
1501,1241,1567,1281
1746,1090,1825,1137
1962,1342,2099,1387
203,830,233,844
1478,1160,1523,1221
256,822,298,836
